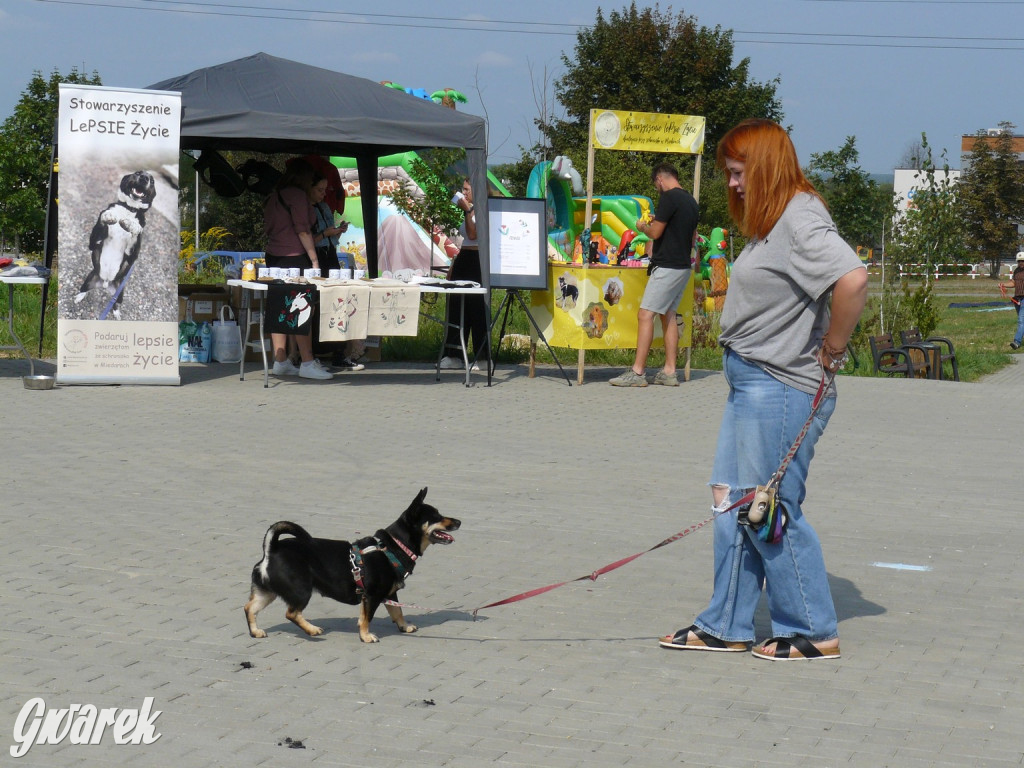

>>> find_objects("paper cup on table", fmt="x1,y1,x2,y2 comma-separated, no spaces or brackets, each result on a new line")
288,267,300,278
257,267,270,279
328,269,340,279
340,269,352,280
353,269,365,280
304,268,321,278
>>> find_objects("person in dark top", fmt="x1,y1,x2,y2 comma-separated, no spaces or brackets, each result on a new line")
1000,252,1024,350
610,163,699,387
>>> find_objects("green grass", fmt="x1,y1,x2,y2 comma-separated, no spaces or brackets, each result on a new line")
843,275,1015,382
0,276,57,358
3,273,1018,382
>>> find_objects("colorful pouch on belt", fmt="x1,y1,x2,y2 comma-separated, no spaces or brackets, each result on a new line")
738,484,788,544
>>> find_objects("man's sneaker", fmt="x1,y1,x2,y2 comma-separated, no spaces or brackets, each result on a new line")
335,357,365,371
653,370,680,386
272,359,300,376
1011,341,1021,350
299,359,333,380
610,369,648,387
439,356,463,369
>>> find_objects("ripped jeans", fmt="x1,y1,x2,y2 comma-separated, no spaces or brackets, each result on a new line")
693,349,839,643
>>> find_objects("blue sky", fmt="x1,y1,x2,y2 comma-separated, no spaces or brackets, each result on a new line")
1,0,1022,174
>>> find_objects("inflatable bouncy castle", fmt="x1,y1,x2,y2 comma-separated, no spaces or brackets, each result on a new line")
696,226,731,313
526,157,653,264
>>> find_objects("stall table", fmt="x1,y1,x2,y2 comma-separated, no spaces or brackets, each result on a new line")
228,279,489,387
0,274,47,377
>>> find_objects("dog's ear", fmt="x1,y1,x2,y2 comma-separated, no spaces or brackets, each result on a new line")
401,488,429,523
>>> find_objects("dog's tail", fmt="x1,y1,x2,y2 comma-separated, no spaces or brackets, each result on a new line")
253,522,311,586
262,521,311,553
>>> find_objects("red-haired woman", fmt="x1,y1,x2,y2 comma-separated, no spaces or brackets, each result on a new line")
660,119,867,661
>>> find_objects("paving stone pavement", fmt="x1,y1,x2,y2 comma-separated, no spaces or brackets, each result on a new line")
1,356,1022,767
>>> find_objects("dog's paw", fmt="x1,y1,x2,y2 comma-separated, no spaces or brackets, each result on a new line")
401,624,418,634
101,209,120,225
360,632,380,643
306,625,324,637
119,217,142,235
249,628,267,639
73,292,87,304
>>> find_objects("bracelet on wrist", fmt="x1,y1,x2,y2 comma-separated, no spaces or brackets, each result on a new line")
822,337,846,358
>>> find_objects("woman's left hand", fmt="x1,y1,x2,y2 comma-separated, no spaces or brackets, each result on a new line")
817,343,846,372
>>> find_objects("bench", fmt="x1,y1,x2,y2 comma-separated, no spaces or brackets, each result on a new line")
899,327,959,381
868,333,930,378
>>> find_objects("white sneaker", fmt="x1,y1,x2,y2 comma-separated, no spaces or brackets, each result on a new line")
470,362,481,372
299,359,333,380
272,359,299,376
439,356,463,369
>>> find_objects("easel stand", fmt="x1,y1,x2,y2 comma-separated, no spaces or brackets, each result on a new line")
489,289,572,386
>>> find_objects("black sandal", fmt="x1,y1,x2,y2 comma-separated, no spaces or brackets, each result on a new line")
659,625,749,652
751,635,841,661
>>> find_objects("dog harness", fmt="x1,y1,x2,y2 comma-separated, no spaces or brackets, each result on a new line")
348,535,416,596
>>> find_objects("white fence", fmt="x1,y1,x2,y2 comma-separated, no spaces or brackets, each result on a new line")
865,263,983,280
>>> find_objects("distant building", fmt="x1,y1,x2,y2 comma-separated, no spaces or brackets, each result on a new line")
893,168,960,222
960,129,1024,172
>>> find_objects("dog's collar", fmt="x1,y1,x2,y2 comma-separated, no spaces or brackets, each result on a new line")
377,533,416,578
383,532,418,564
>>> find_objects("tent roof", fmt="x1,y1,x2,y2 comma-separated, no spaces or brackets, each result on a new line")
147,52,487,158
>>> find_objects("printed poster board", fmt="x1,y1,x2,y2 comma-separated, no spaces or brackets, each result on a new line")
487,197,548,291
56,84,181,384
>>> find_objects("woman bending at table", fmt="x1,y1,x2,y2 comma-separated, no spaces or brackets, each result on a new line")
262,158,332,380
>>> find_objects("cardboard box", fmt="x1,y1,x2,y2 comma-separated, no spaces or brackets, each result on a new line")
179,292,230,323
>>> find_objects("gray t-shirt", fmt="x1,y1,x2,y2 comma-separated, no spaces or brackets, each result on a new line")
718,193,865,394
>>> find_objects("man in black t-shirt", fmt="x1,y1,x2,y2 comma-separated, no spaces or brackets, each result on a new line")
611,163,699,387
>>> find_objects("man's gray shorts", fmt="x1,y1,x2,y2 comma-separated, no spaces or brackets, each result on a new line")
640,266,691,315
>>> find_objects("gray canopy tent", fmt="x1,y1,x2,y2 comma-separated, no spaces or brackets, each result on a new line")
147,51,490,283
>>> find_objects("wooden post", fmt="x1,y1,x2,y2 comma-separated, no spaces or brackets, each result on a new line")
577,113,598,385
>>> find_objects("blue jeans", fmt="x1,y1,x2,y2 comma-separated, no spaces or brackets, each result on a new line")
1014,302,1024,346
694,349,838,643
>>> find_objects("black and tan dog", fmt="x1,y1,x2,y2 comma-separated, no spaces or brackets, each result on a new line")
244,488,460,643
75,170,157,319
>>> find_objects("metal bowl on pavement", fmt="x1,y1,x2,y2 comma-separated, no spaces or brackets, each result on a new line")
23,375,55,390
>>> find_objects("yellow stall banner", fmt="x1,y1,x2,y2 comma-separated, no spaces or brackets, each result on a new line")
590,110,705,155
530,265,694,351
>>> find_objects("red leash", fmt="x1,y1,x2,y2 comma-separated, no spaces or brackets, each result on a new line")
469,491,755,617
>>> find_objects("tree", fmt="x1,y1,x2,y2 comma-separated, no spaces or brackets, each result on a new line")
896,138,926,170
388,148,467,264
807,136,893,249
539,3,783,197
888,134,967,277
0,67,102,253
958,121,1024,276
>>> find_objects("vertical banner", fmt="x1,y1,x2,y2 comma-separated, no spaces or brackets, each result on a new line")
56,84,181,384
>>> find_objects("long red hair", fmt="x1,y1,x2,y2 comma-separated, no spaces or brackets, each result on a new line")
716,119,822,240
